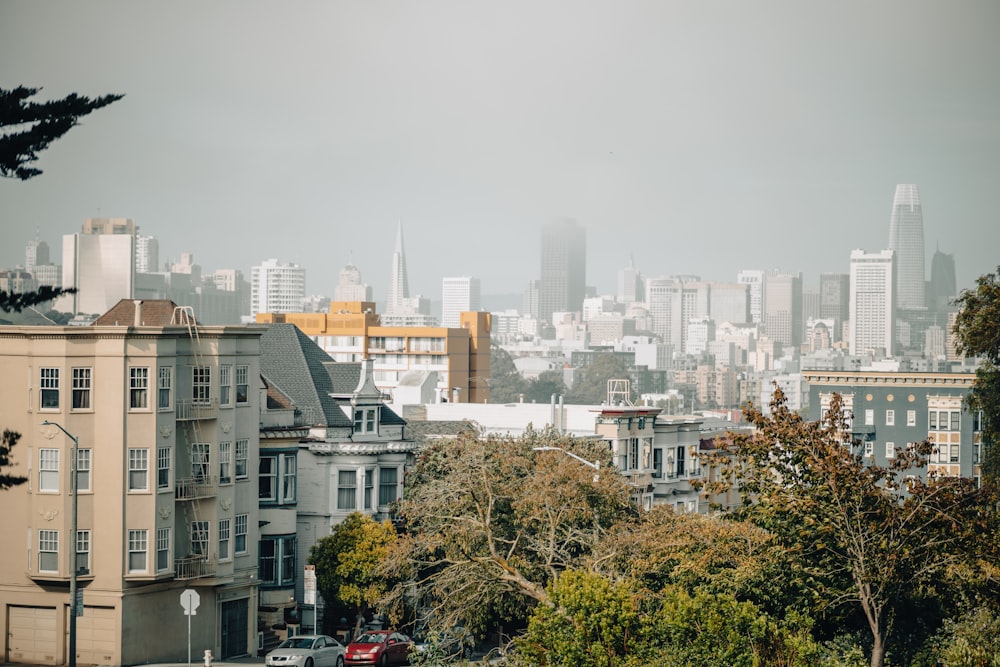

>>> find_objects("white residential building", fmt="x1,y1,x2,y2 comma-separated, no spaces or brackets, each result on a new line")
251,258,305,317
441,276,481,328
849,249,895,356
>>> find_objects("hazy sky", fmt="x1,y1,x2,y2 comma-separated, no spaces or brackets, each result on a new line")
2,1,999,302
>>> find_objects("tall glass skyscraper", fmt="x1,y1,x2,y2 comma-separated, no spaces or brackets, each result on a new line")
888,184,925,310
539,219,586,328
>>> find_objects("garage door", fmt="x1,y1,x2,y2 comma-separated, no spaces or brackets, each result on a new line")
75,606,117,666
8,606,58,665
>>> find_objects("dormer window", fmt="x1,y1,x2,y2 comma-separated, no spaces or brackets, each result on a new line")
354,407,377,434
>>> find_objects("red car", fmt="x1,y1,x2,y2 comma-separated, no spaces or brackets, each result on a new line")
345,631,412,666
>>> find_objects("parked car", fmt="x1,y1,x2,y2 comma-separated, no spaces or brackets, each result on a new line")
345,630,412,666
265,634,346,667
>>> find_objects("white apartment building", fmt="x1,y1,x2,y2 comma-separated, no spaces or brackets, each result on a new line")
849,249,896,356
58,218,137,315
251,259,305,317
135,235,159,273
441,276,481,328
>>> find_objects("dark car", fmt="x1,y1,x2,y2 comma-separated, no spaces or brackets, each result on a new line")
345,630,412,666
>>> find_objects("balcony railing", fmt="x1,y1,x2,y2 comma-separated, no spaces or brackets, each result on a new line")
175,398,219,421
175,555,216,580
175,475,218,500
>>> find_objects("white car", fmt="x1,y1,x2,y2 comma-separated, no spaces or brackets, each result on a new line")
266,634,346,667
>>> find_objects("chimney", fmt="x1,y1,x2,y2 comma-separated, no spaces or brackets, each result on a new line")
133,300,143,327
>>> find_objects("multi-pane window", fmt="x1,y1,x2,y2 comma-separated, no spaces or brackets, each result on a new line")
219,365,232,406
77,449,91,492
76,529,90,574
38,530,59,572
652,449,663,479
259,535,296,586
258,453,296,503
191,521,209,557
933,442,961,464
864,441,874,457
379,467,398,506
39,448,59,492
864,409,874,426
128,448,148,491
234,514,248,555
218,518,231,561
259,457,276,501
235,365,249,405
885,442,895,459
157,447,171,489
40,367,60,409
364,469,374,510
235,440,248,480
907,410,916,427
192,366,211,405
282,453,296,502
675,446,686,477
353,408,376,434
72,368,92,410
129,367,149,409
128,529,147,572
156,527,170,572
158,367,172,409
191,443,210,482
337,469,357,510
219,442,232,484
885,409,895,426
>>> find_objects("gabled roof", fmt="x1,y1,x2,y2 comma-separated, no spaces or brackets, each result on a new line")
93,299,192,326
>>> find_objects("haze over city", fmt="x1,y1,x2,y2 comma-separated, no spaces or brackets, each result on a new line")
2,1,999,299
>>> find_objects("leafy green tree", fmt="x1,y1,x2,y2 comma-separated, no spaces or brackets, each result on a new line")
308,512,397,636
953,266,1000,484
700,389,991,667
1,86,123,180
524,369,568,404
927,605,1000,667
488,344,529,403
0,430,29,490
565,353,633,405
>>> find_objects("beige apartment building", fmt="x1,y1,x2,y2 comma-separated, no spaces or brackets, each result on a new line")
0,300,263,666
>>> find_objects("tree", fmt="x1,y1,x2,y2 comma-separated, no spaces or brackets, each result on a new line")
524,369,568,404
565,353,633,405
953,266,1000,484
0,430,29,490
380,429,634,637
488,345,529,403
700,388,991,667
1,86,123,180
308,512,397,636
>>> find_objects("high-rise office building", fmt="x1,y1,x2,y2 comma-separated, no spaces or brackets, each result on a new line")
617,256,643,304
250,258,305,316
539,219,586,328
819,273,850,341
387,223,410,315
135,234,159,273
646,276,707,353
708,282,750,325
737,269,765,324
335,262,373,302
928,249,957,314
441,276,481,328
849,249,895,355
25,237,49,275
763,272,803,348
888,184,925,311
58,217,137,315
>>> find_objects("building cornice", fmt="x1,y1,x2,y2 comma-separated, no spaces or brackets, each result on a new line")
803,371,975,388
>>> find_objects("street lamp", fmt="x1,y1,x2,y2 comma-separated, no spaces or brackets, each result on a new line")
41,420,79,667
532,446,600,482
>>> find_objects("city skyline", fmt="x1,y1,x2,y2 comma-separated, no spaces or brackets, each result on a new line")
2,2,999,299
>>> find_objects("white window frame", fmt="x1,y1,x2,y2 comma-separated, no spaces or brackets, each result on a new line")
157,447,171,489
235,439,249,480
218,518,231,562
282,453,296,502
40,367,60,410
71,367,92,410
353,408,377,434
378,467,399,506
128,529,148,573
235,365,250,405
156,527,171,572
129,367,149,410
885,409,894,426
192,366,211,405
76,529,90,574
864,441,874,458
864,409,874,426
885,442,895,459
77,448,91,492
259,456,277,502
191,443,210,482
39,448,60,492
128,448,149,492
234,514,248,555
38,529,59,572
337,469,357,510
906,410,916,427
219,365,232,407
191,521,209,557
158,367,172,410
219,442,232,485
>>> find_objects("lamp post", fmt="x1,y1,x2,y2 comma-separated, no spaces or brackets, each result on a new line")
532,446,600,482
41,420,79,667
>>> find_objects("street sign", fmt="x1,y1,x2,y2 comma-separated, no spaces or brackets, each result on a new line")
304,565,316,605
180,589,200,616
74,589,84,617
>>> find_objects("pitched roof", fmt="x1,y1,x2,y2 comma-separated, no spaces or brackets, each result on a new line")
92,299,192,327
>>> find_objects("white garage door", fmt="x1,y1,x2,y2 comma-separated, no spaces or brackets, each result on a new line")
8,605,58,665
75,606,117,666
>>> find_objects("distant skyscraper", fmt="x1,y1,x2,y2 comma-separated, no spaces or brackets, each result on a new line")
387,223,410,315
646,276,707,352
928,248,957,313
819,273,850,341
708,282,750,325
441,276,481,327
539,219,586,328
25,237,49,275
888,184,925,310
58,217,137,315
135,235,159,273
737,269,765,324
849,249,895,355
617,256,643,303
334,261,373,302
763,272,803,348
251,258,305,316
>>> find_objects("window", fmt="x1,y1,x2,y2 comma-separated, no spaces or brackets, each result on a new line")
235,440,248,480
259,535,296,586
259,456,276,501
364,469,374,510
156,527,170,572
885,442,895,459
157,447,171,489
864,441,874,457
907,410,916,427
40,367,60,409
929,411,937,430
219,442,232,485
379,467,398,506
353,408,377,434
652,449,663,479
337,469,357,510
675,446,686,477
628,438,639,471
192,366,211,405
130,367,149,409
218,518,231,561
235,514,248,555
885,409,894,426
77,448,91,492
158,367,172,410
191,443,210,483
128,448,148,491
950,411,960,431
864,409,874,426
191,521,209,557
39,448,59,492
39,530,59,572
235,365,249,405
72,368,92,410
219,365,232,406
128,529,147,572
76,529,90,574
282,453,296,502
